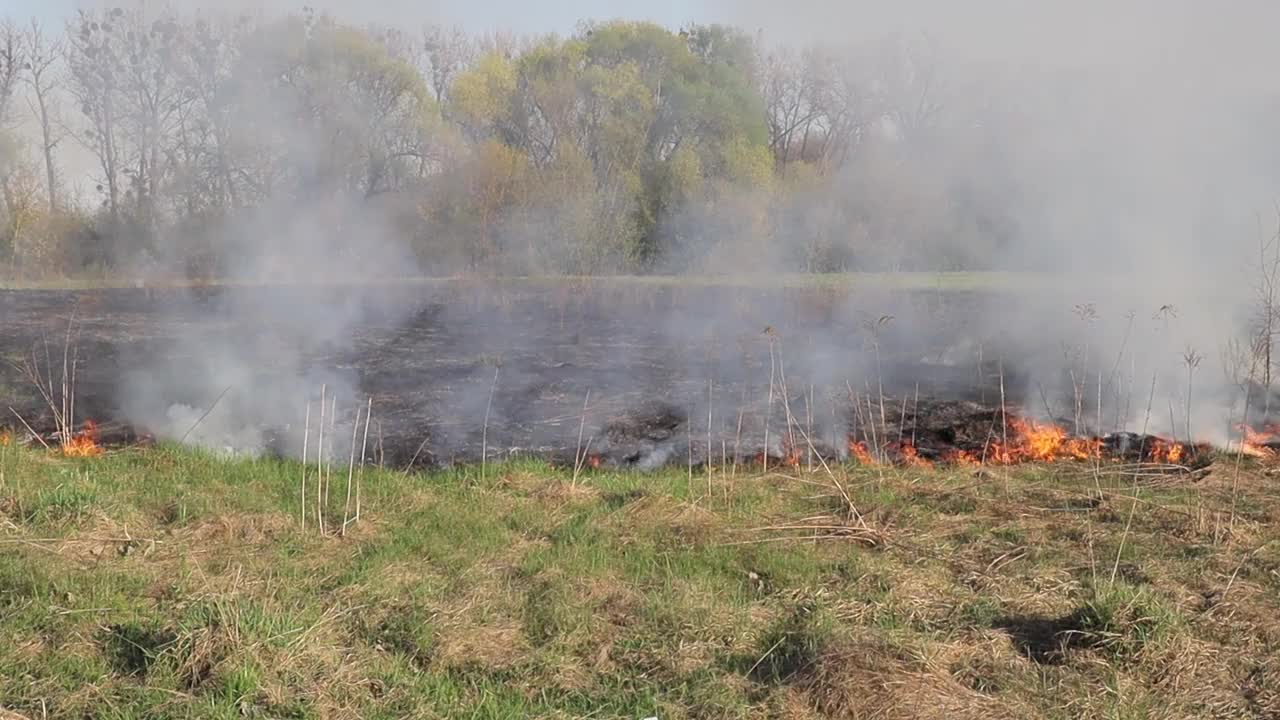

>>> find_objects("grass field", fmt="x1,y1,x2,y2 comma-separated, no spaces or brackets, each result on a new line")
0,443,1278,719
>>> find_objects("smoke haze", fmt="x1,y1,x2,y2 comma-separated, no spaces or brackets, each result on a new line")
2,0,1277,460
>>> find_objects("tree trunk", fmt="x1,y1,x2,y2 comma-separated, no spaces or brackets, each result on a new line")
33,86,58,213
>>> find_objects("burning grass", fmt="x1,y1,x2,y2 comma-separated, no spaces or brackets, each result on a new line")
0,443,1278,718
840,409,1206,472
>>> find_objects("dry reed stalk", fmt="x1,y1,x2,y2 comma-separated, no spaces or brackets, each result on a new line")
572,389,591,487
357,397,371,523
1069,364,1083,436
69,333,79,440
326,394,336,505
179,386,231,445
301,402,311,532
1096,370,1103,439
405,432,431,472
1092,370,1104,498
806,385,815,472
1036,382,1055,424
910,383,920,448
978,409,999,467
867,316,891,437
376,419,384,468
16,318,81,450
706,379,714,497
732,408,744,478
789,419,863,526
481,366,499,484
998,359,1008,448
316,385,327,535
764,334,776,473
61,315,74,439
1124,355,1137,436
1107,312,1137,433
8,407,51,450
687,414,694,492
342,406,360,535
1183,347,1202,443
845,380,863,451
897,394,908,446
1229,351,1261,534
776,343,797,459
864,382,880,463
996,360,1010,495
977,341,985,403
1112,372,1158,583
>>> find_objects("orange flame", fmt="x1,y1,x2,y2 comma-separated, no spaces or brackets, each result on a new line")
779,437,802,467
62,420,102,458
942,449,980,466
848,440,877,465
1237,424,1279,458
1146,438,1185,464
898,442,933,469
988,418,1101,465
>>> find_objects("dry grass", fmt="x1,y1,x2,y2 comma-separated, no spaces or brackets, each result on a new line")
0,444,1278,718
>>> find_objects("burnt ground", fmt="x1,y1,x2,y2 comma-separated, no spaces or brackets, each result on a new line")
0,280,1188,468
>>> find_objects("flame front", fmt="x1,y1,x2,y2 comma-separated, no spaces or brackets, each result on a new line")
1237,424,1279,457
63,420,103,458
942,449,980,466
987,418,1101,464
898,442,933,468
848,440,876,465
1146,438,1185,464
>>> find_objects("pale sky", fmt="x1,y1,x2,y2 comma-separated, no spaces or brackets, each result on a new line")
6,0,709,34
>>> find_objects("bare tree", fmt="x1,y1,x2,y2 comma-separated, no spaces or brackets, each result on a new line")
0,20,20,125
0,19,25,253
65,9,125,225
22,20,64,212
761,47,817,166
422,24,473,105
876,33,945,147
1253,209,1280,417
177,14,254,213
114,10,191,241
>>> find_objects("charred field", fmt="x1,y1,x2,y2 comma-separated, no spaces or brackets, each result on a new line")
2,278,1280,719
0,277,1215,470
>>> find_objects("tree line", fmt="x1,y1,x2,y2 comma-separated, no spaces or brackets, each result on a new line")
0,7,1021,279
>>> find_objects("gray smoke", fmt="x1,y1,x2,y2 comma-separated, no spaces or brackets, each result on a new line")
8,0,1277,457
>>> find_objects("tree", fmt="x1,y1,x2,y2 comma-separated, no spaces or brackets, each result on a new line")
421,24,472,104
0,19,25,262
21,20,64,212
173,13,251,215
65,8,126,226
231,13,440,201
450,51,517,143
0,20,20,124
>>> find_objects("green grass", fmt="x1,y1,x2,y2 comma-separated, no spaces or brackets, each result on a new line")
0,442,1278,718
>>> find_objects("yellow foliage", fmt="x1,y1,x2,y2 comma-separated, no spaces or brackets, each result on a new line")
451,53,517,131
720,136,775,191
667,145,704,201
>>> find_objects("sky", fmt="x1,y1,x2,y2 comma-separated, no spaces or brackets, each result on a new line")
8,0,706,34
